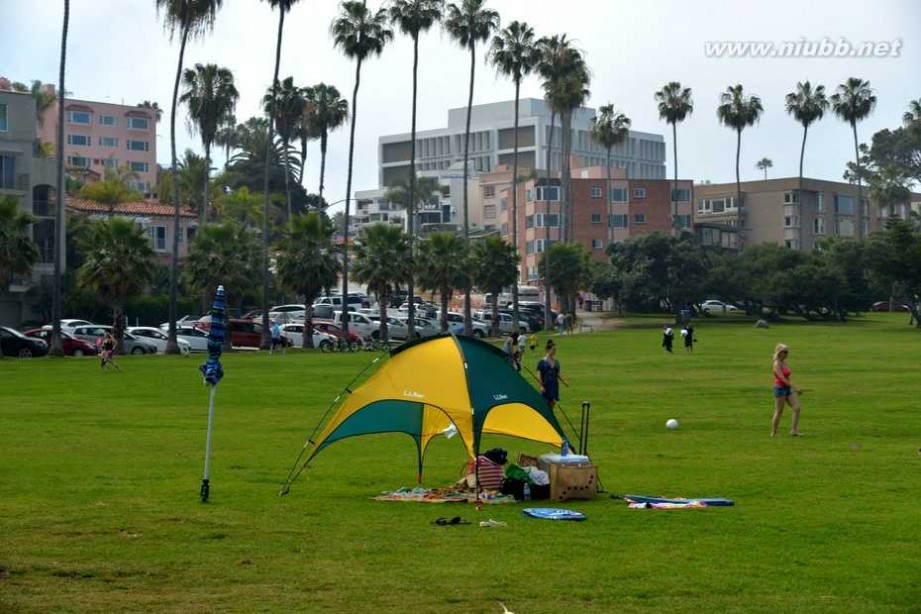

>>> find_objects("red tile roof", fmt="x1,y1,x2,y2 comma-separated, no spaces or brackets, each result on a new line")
67,198,197,218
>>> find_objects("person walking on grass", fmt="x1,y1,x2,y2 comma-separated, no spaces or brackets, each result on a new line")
270,321,284,356
771,343,803,437
100,332,119,372
683,324,695,353
537,339,569,411
662,326,674,353
502,332,521,371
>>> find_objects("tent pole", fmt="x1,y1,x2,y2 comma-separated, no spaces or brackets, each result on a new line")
200,385,216,502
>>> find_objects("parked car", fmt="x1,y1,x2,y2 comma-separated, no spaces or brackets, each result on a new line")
700,299,741,314
174,324,212,352
22,328,98,357
443,312,489,338
869,301,910,312
196,318,277,349
0,326,49,358
340,311,378,339
69,325,158,354
314,295,362,312
127,327,192,355
366,316,416,341
57,319,94,332
311,319,364,350
280,323,336,349
403,316,441,339
398,301,438,319
269,304,306,321
158,315,201,331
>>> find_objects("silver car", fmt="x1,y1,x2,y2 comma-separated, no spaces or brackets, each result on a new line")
69,325,158,355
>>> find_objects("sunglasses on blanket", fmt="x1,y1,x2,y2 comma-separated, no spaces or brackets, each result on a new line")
434,516,470,526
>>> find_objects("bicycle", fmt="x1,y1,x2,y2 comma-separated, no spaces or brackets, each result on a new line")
320,336,360,353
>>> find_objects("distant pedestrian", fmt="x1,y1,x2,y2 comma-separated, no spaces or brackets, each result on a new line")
528,334,537,353
556,312,566,335
682,324,695,352
502,332,521,371
662,326,674,353
517,332,527,358
270,321,284,355
566,313,574,334
537,339,569,411
100,332,119,372
771,343,803,437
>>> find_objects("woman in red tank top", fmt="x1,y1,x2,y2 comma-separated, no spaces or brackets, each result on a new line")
771,343,802,436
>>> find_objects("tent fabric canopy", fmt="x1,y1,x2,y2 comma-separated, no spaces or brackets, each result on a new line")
301,333,566,480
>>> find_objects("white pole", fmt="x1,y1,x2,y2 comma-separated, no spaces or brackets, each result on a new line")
200,385,217,502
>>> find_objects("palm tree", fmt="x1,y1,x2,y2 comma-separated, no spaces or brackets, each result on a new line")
537,34,590,244
29,80,57,128
717,84,764,248
50,0,70,357
214,116,238,168
417,232,468,332
444,0,499,335
259,0,301,349
831,78,877,240
262,76,305,225
471,236,518,337
755,157,773,180
76,218,156,354
352,223,412,343
490,19,538,332
274,212,340,348
78,176,142,216
137,100,164,122
180,63,239,225
302,84,349,203
331,1,393,338
655,82,693,236
0,196,39,292
785,81,828,248
390,0,443,340
156,0,225,354
590,104,630,247
904,98,921,127
183,220,261,346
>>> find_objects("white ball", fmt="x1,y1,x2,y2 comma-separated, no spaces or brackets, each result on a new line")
666,419,679,430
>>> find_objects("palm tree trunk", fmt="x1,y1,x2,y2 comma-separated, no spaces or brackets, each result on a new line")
283,141,292,224
735,128,742,249
50,0,69,357
671,121,678,236
319,132,328,203
406,33,420,339
261,8,285,350
605,148,612,247
341,57,363,338
440,290,449,332
461,42,475,336
852,122,863,240
544,111,556,330
299,135,307,190
166,18,191,355
511,82,521,333
202,141,211,225
798,124,808,250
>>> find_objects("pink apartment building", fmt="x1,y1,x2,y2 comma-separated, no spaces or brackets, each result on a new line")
37,87,158,196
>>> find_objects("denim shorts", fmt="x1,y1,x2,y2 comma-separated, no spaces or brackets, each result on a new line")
773,386,792,398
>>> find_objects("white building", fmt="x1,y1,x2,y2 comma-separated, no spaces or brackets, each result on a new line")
378,98,666,188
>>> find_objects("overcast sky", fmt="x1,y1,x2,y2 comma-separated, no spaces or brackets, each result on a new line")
5,0,920,212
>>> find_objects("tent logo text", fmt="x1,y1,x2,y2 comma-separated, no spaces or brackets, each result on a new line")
493,393,508,401
403,390,425,400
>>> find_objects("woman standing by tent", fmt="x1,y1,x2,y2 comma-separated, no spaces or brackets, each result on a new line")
537,339,568,411
771,343,803,437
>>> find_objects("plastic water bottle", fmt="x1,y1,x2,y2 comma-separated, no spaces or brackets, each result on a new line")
523,482,531,501
561,439,569,456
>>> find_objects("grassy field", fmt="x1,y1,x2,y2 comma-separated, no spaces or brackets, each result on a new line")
1,313,919,613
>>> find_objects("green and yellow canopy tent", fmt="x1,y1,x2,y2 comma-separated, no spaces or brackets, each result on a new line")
280,333,569,495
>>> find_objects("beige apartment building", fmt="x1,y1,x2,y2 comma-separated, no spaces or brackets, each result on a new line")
693,177,920,251
36,87,158,196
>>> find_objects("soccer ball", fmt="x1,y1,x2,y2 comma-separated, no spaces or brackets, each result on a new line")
666,419,679,430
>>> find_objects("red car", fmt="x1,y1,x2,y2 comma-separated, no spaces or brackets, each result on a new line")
869,301,911,312
196,318,291,348
312,319,364,349
23,328,98,356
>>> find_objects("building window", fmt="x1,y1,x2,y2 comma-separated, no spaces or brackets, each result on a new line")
129,161,149,173
99,136,118,148
483,185,495,198
784,240,794,249
66,155,89,168
68,111,91,124
590,213,602,224
813,218,825,235
835,218,855,237
633,187,647,199
147,226,167,251
0,155,15,189
525,189,532,202
484,204,496,219
671,188,691,202
634,213,646,224
101,158,119,169
0,103,7,132
131,180,149,193
674,214,692,229
591,239,603,249
526,240,534,254
186,227,198,243
783,191,799,204
525,215,534,229
609,188,627,203
816,193,825,213
67,134,91,146
536,186,560,201
99,114,118,126
590,186,602,198
835,195,856,215
127,140,149,152
610,214,628,228
127,117,150,130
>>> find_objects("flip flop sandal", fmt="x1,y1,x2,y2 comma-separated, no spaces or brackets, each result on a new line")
478,519,508,528
434,516,470,526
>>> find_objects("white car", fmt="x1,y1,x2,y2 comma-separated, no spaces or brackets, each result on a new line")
443,312,489,338
279,323,336,349
158,315,201,331
700,300,741,314
175,325,211,352
56,319,94,332
127,327,192,355
269,304,306,322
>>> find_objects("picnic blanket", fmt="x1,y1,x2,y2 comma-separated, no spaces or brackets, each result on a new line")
374,487,516,504
619,494,735,509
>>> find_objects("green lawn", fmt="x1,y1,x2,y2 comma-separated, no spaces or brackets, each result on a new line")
2,314,919,613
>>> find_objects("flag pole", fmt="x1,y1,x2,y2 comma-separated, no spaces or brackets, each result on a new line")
199,285,226,503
